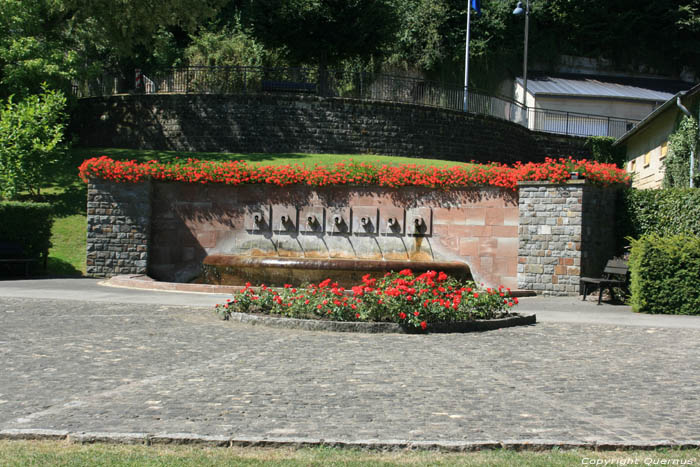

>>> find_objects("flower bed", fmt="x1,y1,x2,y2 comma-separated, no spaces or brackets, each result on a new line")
214,270,519,331
79,157,630,190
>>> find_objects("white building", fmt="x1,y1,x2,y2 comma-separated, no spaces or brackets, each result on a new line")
513,75,691,138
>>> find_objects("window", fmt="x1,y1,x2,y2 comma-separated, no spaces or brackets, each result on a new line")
644,151,651,167
660,141,669,159
630,159,637,172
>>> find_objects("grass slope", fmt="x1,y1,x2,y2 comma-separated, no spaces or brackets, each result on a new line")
70,147,469,167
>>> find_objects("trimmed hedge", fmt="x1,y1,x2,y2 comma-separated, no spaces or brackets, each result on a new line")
0,201,53,263
617,188,700,250
629,235,700,315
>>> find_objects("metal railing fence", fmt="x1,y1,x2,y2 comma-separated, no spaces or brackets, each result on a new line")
72,66,638,138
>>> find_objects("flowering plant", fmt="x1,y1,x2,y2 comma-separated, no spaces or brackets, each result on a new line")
79,156,630,190
214,270,519,330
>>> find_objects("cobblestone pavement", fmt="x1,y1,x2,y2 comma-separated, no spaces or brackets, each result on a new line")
1,296,699,445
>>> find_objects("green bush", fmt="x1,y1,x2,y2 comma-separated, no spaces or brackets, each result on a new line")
586,136,626,168
616,187,700,250
0,86,67,199
0,201,53,263
629,235,700,315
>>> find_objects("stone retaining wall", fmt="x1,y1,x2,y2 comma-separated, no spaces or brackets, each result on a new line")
72,94,590,164
86,180,619,295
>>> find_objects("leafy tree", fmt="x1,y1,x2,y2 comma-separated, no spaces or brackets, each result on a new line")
0,87,68,199
65,0,225,59
385,0,531,89
0,0,226,98
386,0,700,92
0,0,81,98
242,0,398,70
185,17,287,68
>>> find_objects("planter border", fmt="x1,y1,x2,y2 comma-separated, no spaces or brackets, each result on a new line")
224,311,536,334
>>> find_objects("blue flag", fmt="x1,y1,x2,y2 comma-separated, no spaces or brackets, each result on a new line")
471,0,482,16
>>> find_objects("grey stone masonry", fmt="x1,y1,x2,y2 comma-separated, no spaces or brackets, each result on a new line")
72,94,590,165
86,181,151,277
517,180,619,296
518,181,581,296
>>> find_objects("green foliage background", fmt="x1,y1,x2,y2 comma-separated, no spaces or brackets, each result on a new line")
2,0,699,98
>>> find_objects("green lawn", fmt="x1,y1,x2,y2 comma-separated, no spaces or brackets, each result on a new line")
70,147,469,167
37,148,468,276
47,214,86,275
1,441,698,466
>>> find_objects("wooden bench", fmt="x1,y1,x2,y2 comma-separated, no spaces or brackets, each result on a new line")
580,259,629,305
261,80,317,93
0,240,38,277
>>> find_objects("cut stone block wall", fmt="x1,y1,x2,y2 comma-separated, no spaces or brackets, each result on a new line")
517,181,619,295
86,180,151,276
72,94,590,164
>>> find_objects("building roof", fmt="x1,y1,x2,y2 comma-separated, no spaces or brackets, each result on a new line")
517,74,693,102
613,81,700,146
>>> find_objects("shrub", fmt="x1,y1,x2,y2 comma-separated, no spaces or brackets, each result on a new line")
617,188,700,248
0,201,53,263
214,270,518,330
586,136,626,168
0,87,67,199
628,235,700,315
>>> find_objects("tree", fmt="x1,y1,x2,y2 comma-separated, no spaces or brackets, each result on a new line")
242,0,398,69
0,87,68,199
386,0,700,92
0,0,228,99
0,0,81,98
385,0,518,89
65,0,225,59
185,16,287,68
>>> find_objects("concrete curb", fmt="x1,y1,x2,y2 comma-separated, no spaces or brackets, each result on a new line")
2,430,699,451
226,312,537,334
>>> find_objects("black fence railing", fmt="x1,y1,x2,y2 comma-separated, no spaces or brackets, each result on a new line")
72,66,639,138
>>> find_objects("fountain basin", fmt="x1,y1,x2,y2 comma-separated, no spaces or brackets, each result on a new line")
201,255,472,287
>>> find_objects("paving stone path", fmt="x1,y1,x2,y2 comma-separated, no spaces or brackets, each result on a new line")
1,296,699,446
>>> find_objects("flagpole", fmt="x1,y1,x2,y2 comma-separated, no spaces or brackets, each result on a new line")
463,1,471,112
